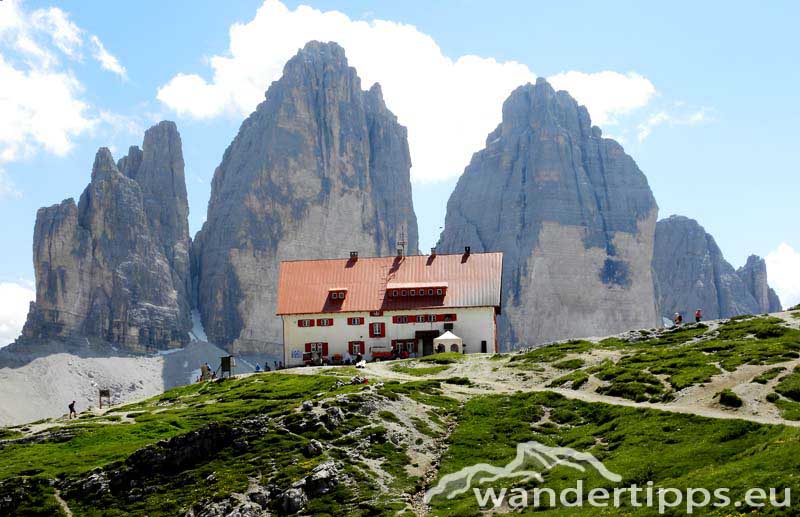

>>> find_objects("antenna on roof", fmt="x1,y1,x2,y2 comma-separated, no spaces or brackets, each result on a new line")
397,224,407,257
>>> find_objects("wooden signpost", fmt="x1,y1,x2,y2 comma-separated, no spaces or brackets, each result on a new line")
220,356,235,378
99,389,111,409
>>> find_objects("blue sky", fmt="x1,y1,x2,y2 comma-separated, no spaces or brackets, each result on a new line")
1,0,799,343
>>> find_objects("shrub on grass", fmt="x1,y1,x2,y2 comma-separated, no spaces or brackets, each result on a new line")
775,370,800,402
766,393,780,403
717,389,743,408
378,411,400,423
553,358,585,370
752,367,787,384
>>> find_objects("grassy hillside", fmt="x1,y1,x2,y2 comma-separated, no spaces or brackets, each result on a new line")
1,312,799,515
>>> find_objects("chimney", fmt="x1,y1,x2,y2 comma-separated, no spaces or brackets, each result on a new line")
349,251,358,260
430,247,436,256
464,246,471,255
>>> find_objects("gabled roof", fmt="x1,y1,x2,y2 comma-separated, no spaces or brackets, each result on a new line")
276,252,503,315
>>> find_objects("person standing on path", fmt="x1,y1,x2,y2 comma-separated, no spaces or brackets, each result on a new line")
695,309,703,323
68,401,77,419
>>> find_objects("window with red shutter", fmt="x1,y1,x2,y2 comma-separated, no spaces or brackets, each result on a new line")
348,341,364,355
369,322,385,337
427,314,436,323
347,317,364,326
298,319,315,327
416,315,425,323
316,318,333,327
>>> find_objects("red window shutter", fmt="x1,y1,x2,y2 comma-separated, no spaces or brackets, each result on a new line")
450,314,457,321
348,342,354,354
298,319,303,327
305,343,311,352
413,340,419,353
370,322,385,337
316,318,322,326
392,316,399,324
436,314,445,322
322,343,329,356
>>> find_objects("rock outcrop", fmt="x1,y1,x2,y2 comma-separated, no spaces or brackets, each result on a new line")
437,78,659,349
736,255,782,314
193,41,418,354
652,215,781,320
21,122,192,351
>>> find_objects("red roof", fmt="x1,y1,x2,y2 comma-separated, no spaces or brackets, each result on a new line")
276,252,503,315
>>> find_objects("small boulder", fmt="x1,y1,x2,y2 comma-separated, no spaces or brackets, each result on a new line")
306,461,338,496
302,439,324,457
322,407,344,429
278,487,308,514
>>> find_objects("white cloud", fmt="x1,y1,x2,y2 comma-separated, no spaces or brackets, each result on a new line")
766,243,800,309
0,168,21,199
547,71,656,126
0,52,94,161
637,107,711,142
157,0,658,183
0,0,133,196
89,35,127,79
30,7,83,59
0,281,35,347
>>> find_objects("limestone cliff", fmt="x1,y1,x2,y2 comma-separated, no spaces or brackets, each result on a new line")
437,78,659,349
652,215,781,320
21,122,192,351
737,255,782,314
193,41,418,354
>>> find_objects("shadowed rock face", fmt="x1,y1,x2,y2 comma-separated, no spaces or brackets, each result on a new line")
21,122,192,352
193,41,418,354
437,78,659,349
653,215,781,320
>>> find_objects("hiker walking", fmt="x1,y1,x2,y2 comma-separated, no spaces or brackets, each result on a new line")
68,400,77,419
673,312,683,326
695,308,703,323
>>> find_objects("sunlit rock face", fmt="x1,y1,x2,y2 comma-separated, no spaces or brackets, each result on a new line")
438,78,659,349
22,122,192,351
193,41,418,355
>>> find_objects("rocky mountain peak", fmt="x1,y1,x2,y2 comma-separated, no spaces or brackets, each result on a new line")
91,147,120,182
652,215,781,320
20,121,192,352
438,81,659,348
737,254,782,313
193,41,418,355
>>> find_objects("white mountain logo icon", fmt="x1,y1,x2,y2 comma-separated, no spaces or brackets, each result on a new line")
425,440,622,503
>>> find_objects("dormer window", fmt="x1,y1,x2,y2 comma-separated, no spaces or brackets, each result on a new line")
428,289,434,296
410,289,416,296
401,290,407,296
436,288,443,296
329,289,346,300
392,290,399,297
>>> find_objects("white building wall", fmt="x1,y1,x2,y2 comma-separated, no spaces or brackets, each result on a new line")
283,306,497,367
